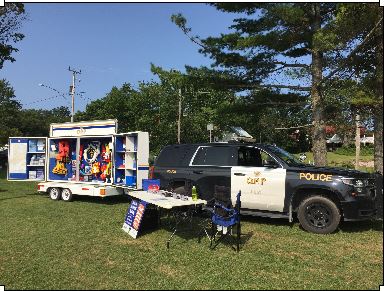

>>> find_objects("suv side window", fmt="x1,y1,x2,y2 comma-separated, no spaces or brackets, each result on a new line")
192,146,235,166
238,146,262,167
155,145,190,167
237,146,280,167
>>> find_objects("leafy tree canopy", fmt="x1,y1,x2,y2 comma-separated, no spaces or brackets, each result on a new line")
0,3,26,69
0,79,21,145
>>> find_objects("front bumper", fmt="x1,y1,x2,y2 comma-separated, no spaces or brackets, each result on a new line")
342,191,382,221
374,173,383,220
341,173,383,221
341,199,378,221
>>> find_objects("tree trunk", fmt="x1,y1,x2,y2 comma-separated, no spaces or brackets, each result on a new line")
355,114,361,170
374,9,383,174
311,4,328,166
374,108,383,174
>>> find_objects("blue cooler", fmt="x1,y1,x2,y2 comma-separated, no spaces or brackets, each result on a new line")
142,179,160,191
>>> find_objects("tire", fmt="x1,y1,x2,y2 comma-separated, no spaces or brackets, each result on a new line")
49,187,61,201
61,188,73,202
297,195,340,234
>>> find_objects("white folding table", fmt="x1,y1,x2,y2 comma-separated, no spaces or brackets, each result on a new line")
127,190,207,248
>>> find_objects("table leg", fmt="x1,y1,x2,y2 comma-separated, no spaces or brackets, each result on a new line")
157,206,161,227
166,210,182,249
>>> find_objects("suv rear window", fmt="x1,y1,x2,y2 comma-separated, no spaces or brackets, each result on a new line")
192,146,235,166
155,145,193,167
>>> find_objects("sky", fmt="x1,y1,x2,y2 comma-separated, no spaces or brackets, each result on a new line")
1,3,238,111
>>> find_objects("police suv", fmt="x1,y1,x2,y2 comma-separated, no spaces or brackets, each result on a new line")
152,143,383,234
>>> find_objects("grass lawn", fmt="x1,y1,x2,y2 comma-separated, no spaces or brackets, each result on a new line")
301,152,374,172
0,169,383,290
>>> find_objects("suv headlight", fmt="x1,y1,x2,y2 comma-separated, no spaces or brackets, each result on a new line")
341,178,367,187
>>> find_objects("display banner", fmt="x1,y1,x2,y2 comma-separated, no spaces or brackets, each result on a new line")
122,199,147,239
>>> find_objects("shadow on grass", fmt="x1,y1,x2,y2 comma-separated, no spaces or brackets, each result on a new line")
138,211,256,250
68,194,131,205
240,215,290,226
30,190,131,205
0,191,41,201
340,219,383,233
209,231,254,251
239,213,383,234
0,195,29,201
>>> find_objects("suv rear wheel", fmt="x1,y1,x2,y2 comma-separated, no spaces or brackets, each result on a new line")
297,195,340,234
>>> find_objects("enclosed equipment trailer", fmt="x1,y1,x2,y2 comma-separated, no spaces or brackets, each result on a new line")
8,119,149,200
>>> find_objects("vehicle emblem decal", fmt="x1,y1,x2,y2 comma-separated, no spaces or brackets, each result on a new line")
247,177,266,185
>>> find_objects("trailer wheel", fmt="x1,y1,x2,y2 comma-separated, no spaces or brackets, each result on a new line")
297,195,340,234
49,188,61,201
61,188,73,202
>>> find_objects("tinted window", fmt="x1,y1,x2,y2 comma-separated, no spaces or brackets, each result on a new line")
192,146,235,166
238,147,262,167
155,145,192,167
237,146,280,167
265,145,303,166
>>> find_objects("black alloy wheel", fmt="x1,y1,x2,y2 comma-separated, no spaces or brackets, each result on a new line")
297,195,341,234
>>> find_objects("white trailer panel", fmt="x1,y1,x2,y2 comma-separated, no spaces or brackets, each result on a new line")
50,119,117,137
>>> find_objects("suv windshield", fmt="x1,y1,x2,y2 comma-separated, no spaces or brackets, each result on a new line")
266,145,305,167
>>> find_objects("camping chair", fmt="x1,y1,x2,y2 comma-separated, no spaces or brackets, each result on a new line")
210,186,241,252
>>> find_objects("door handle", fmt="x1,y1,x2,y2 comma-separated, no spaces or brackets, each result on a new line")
234,173,246,176
193,170,203,174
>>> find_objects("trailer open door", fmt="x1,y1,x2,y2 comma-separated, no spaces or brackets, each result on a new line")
113,131,149,189
8,137,48,181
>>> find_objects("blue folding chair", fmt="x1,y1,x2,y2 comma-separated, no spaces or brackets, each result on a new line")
210,188,241,252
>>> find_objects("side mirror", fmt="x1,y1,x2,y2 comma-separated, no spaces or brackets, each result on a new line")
299,153,307,162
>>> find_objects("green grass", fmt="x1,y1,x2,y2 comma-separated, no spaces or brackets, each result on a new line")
0,173,383,290
300,152,374,172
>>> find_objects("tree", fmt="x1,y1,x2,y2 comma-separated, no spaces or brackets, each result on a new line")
0,79,21,145
18,106,71,137
172,3,380,166
327,4,383,174
76,65,237,156
0,3,26,69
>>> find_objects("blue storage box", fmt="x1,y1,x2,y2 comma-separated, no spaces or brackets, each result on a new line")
125,176,136,186
142,179,160,191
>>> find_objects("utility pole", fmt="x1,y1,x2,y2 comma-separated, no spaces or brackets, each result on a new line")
177,88,182,144
68,66,81,123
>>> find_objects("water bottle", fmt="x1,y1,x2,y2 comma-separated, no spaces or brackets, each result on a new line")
192,185,198,201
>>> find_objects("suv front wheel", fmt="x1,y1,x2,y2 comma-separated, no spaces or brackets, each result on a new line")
297,195,340,234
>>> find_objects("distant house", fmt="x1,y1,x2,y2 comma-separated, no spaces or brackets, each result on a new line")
326,134,343,151
360,135,374,145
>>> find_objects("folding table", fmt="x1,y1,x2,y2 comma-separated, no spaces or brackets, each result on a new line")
126,190,207,248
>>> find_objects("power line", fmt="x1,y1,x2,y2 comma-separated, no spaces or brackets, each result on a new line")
22,94,62,106
38,83,68,101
